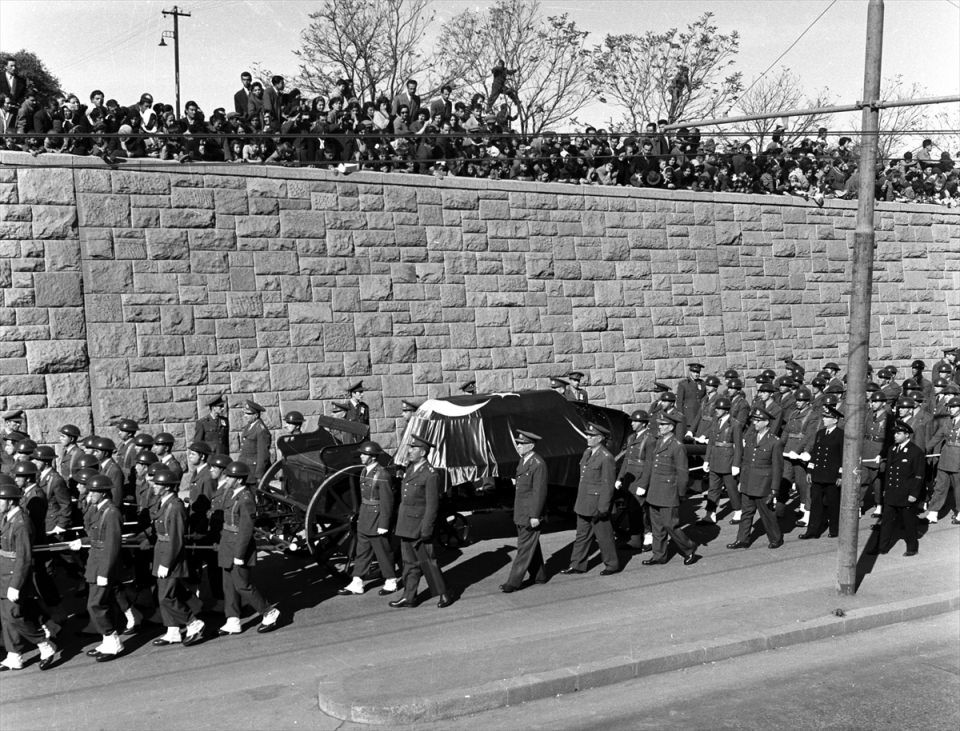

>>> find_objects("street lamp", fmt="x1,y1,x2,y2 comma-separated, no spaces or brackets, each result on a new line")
159,5,191,118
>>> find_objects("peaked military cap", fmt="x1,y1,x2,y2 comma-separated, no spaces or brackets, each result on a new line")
409,435,434,450
514,430,542,444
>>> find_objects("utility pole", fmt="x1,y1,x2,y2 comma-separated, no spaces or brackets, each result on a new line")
838,0,884,596
160,5,191,119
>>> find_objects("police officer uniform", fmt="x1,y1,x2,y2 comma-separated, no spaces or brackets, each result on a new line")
801,405,845,539
874,421,926,555
564,423,619,574
729,408,784,548
501,430,549,591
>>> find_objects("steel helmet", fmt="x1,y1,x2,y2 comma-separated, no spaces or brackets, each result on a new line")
225,461,250,478
86,474,114,493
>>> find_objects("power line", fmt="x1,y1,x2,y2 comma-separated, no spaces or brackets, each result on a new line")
735,0,838,105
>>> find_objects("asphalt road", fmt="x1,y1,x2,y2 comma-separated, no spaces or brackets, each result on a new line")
402,611,960,731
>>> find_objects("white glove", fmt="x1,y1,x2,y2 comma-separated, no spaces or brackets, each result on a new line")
530,518,541,528
377,528,389,535
731,466,741,477
696,435,709,444
68,539,82,551
799,452,811,462
50,526,65,535
157,565,169,579
637,488,647,496
96,576,108,587
701,462,710,473
7,587,19,602
685,431,694,439
614,480,622,489
233,557,244,566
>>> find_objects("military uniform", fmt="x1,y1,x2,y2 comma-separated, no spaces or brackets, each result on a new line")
503,447,548,589
676,375,707,432
729,391,751,428
617,423,653,542
159,454,184,484
100,458,126,512
876,439,925,554
153,494,196,630
351,462,397,584
779,401,820,509
85,498,124,637
735,427,783,546
927,410,960,519
39,466,72,532
218,484,271,619
342,399,370,445
860,403,892,507
58,443,83,484
568,442,619,572
804,423,844,538
704,413,743,518
0,506,48,660
639,432,697,562
394,459,448,601
238,418,270,486
194,414,230,456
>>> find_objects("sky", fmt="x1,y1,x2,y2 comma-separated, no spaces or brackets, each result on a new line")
1,0,958,133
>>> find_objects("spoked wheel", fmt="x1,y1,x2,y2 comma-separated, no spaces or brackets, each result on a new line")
304,465,362,578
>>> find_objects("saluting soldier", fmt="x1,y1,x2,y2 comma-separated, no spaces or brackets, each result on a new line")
563,423,620,575
566,371,589,403
870,421,926,556
702,396,743,525
237,401,270,487
676,363,707,432
501,430,549,592
340,442,398,596
861,391,893,517
638,413,700,566
389,436,452,608
926,396,960,524
779,387,820,527
800,405,845,540
615,411,653,551
150,469,206,648
727,408,784,549
217,461,281,635
194,394,230,456
342,381,370,444
0,476,62,672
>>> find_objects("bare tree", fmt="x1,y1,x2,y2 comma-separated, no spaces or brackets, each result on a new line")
293,0,435,104
854,75,931,163
730,67,833,150
589,12,742,129
928,107,960,159
432,0,593,135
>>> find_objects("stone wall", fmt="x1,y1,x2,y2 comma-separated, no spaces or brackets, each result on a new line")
1,152,958,451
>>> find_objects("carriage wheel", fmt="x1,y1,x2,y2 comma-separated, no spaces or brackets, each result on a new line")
304,464,362,578
256,459,285,495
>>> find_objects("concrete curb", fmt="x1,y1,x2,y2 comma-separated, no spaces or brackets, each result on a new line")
317,590,959,725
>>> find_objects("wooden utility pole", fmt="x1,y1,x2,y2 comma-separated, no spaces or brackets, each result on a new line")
838,0,884,596
161,5,191,119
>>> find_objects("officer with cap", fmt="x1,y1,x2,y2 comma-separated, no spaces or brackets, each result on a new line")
71,473,125,661
780,387,821,527
0,479,62,672
400,400,419,428
615,411,653,551
638,413,700,566
870,421,926,556
194,394,230,456
282,411,305,436
550,377,569,398
238,401,270,486
878,367,902,404
340,442,398,596
566,371,589,403
727,408,784,549
823,362,843,393
861,391,893,517
800,405,845,540
153,433,184,483
562,423,620,575
217,461,281,634
2,409,27,438
501,430,549,592
702,397,743,525
460,381,477,396
389,436,452,608
926,396,960,524
676,363,707,432
94,437,125,509
342,381,370,444
150,469,206,647
57,424,83,483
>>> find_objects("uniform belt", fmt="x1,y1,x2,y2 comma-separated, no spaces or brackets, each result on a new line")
713,441,734,448
156,535,170,542
786,432,803,439
222,525,239,533
0,549,15,559
361,498,380,506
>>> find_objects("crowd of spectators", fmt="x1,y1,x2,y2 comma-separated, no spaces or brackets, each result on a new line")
1,57,957,206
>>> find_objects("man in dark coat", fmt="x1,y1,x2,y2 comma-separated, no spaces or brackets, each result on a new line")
389,436,452,608
728,408,784,549
702,396,743,524
342,381,370,444
234,72,253,118
615,411,653,550
926,396,960,524
237,401,270,486
340,441,398,596
501,430,548,592
800,405,845,539
0,57,26,107
861,391,893,515
676,362,707,434
194,394,230,456
562,423,619,575
780,387,820,527
872,421,926,556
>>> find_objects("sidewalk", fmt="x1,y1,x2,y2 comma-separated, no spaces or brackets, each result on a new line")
317,518,960,725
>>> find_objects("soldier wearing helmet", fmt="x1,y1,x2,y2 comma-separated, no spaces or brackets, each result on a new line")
114,419,140,483
1,430,27,475
152,433,184,483
0,479,62,672
217,462,280,635
780,387,821,528
282,411,305,436
34,445,72,535
861,391,894,518
339,442,398,597
902,359,934,406
725,378,750,429
57,424,83,483
94,437,125,509
150,469,206,648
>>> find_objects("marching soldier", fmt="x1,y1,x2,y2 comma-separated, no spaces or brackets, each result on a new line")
688,375,722,443
389,436,452,608
114,419,139,480
727,408,784,549
823,362,844,393
800,405,845,540
780,387,820,527
926,396,960,524
777,376,798,423
676,363,706,431
340,442,399,596
902,359,934,405
861,391,893,517
238,401,270,486
153,433,184,483
638,413,700,566
501,430,549,592
566,371,589,403
35,446,71,535
562,423,620,575
0,476,62,672
656,392,686,439
150,469,206,647
878,367,902,404
726,378,751,428
194,394,230,456
756,383,784,436
282,411,305,435
615,411,653,551
57,424,83,483
869,421,925,556
94,437,125,510
702,397,743,525
217,461,281,635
